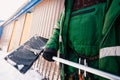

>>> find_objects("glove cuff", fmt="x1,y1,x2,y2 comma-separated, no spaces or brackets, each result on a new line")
44,48,57,55
43,48,57,62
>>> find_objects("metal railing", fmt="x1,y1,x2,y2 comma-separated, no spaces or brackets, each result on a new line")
53,56,120,80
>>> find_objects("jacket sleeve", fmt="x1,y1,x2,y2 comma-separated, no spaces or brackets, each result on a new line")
42,25,60,61
45,27,60,51
44,10,64,53
44,14,63,53
99,1,120,79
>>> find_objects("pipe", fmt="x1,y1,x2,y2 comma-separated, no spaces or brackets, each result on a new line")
52,56,120,80
1,0,42,27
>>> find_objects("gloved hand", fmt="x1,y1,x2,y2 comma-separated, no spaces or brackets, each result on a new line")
42,48,57,62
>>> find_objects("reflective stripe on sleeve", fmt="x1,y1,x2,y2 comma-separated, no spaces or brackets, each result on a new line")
59,35,62,42
100,46,120,58
54,24,59,29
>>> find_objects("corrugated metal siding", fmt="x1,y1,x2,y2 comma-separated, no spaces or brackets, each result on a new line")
29,0,64,39
31,0,64,79
19,13,33,45
0,0,64,79
8,14,26,51
0,22,14,51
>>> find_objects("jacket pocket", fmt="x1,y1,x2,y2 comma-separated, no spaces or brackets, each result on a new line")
71,8,95,17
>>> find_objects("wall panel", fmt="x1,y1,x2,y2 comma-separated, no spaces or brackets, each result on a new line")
30,0,64,79
0,0,64,79
20,13,33,45
29,0,64,39
0,22,14,51
8,15,26,51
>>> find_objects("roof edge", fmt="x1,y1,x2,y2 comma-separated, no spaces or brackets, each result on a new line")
1,0,42,27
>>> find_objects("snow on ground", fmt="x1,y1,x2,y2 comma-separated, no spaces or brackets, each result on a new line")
0,51,44,80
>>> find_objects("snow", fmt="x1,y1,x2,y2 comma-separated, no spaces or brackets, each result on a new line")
0,51,44,80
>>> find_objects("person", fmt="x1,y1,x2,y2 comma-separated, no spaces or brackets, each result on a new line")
99,0,120,80
42,0,120,80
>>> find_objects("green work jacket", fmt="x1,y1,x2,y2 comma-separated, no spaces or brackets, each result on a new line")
45,0,120,80
99,0,120,80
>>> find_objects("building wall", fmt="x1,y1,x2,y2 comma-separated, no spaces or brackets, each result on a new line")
19,13,33,45
7,14,26,51
0,0,64,79
0,0,64,52
29,0,64,38
30,0,64,79
0,22,14,51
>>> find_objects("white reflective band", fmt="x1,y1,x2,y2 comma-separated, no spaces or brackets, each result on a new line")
100,46,120,58
54,25,58,28
59,35,62,42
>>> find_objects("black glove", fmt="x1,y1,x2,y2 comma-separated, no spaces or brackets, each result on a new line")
42,48,57,62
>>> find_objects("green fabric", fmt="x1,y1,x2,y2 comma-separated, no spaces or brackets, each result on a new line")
99,0,120,80
45,0,120,80
61,0,73,52
68,3,106,56
100,0,120,47
63,2,106,80
45,28,59,50
99,56,120,80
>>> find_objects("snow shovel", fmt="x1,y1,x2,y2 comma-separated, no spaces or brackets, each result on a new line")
4,35,48,74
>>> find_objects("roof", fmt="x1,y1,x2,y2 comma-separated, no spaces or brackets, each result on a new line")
1,0,42,27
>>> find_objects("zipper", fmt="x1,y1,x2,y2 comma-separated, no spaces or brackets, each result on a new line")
71,8,95,17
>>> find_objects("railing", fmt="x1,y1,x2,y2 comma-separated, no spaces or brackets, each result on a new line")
33,56,61,80
53,57,120,80
33,55,120,80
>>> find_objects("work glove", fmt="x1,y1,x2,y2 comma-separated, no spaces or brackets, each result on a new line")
42,48,57,62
